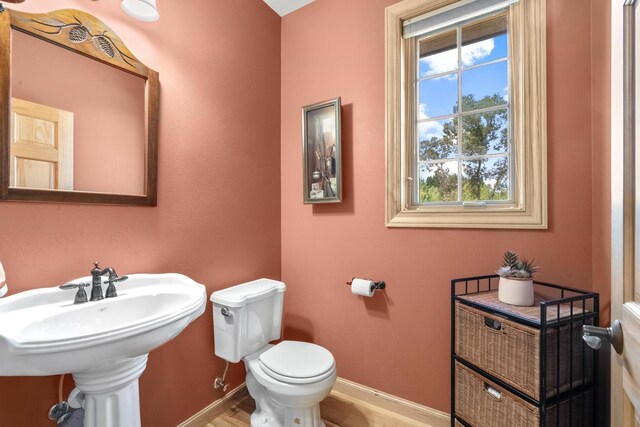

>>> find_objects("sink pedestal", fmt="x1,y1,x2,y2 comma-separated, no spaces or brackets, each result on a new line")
73,354,149,427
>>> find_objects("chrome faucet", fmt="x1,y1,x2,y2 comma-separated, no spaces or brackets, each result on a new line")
90,262,128,301
60,262,128,304
90,262,108,301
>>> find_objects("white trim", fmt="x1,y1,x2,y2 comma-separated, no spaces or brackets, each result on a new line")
411,14,511,207
610,1,626,426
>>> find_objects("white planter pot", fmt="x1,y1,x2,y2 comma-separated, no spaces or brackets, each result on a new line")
498,277,534,306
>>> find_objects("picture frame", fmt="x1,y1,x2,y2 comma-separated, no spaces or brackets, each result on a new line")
302,97,342,204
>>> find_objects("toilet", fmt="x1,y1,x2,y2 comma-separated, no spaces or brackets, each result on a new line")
211,279,337,427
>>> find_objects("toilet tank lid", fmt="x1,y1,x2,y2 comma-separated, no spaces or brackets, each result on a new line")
210,278,286,308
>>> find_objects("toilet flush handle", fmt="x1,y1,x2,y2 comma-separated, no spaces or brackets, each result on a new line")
221,307,231,317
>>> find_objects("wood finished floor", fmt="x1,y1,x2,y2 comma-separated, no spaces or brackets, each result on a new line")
206,394,340,427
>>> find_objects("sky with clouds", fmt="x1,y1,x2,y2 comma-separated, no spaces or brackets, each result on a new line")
417,33,508,147
416,32,510,194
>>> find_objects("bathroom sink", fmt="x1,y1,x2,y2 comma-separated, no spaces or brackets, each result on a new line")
0,273,206,427
0,273,206,376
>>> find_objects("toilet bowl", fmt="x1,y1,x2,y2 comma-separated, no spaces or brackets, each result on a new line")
244,342,337,427
211,279,337,427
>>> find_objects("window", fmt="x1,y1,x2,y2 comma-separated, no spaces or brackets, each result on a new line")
416,14,510,205
385,0,547,229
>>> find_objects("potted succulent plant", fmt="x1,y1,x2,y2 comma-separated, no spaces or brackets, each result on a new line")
497,251,540,306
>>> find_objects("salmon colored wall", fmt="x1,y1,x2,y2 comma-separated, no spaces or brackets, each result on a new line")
0,1,281,426
0,0,612,424
280,0,608,413
12,30,146,195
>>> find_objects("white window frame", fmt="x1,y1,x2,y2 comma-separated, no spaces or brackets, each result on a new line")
385,0,547,229
412,14,513,207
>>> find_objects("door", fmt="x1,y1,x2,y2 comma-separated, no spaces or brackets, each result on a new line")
612,1,640,426
10,98,73,190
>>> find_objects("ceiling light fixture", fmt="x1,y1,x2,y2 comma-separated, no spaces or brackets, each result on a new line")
120,0,159,22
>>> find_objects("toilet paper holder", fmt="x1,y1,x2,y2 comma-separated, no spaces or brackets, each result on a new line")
346,278,386,292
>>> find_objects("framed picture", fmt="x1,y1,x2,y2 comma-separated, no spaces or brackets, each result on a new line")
302,97,342,204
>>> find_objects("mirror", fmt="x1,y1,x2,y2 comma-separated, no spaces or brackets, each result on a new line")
0,7,158,205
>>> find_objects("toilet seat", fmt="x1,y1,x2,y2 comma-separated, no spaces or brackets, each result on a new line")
258,341,335,385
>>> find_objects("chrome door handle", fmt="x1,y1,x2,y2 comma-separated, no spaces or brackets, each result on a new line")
583,320,623,354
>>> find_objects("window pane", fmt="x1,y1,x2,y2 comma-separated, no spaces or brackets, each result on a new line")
418,161,459,202
419,29,458,78
462,157,509,201
461,14,508,68
461,61,508,112
418,118,458,160
419,74,458,119
461,109,508,156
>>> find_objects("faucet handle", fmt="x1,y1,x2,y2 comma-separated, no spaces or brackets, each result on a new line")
104,275,128,298
102,275,129,284
59,282,91,290
59,283,91,304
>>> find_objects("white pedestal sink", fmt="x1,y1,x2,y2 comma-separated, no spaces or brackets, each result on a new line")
0,273,207,427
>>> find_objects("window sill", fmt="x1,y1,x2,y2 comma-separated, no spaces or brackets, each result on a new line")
385,205,547,229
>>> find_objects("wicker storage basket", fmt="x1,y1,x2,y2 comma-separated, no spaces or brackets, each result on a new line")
455,362,593,427
455,301,592,400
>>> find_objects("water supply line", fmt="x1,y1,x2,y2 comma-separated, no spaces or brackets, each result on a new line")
58,375,65,403
49,375,71,423
214,361,230,392
49,375,86,424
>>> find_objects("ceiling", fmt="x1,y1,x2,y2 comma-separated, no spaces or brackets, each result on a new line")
263,0,315,17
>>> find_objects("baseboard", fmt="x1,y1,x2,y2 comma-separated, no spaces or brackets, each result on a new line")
178,377,450,427
322,377,450,427
176,383,249,427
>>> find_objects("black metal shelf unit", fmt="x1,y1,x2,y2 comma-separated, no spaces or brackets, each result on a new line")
451,275,599,427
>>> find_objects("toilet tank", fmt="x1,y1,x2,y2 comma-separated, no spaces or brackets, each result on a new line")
210,278,286,363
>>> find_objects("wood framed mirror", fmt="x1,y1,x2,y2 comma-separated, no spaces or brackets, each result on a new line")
0,6,158,205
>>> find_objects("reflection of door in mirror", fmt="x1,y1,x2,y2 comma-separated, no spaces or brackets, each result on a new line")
10,98,73,191
10,29,146,196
